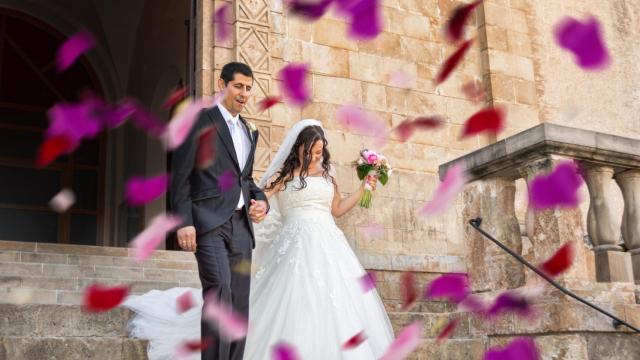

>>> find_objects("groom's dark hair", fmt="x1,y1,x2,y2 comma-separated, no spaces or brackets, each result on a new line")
220,62,254,86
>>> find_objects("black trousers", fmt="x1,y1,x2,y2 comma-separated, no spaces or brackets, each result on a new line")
195,210,252,360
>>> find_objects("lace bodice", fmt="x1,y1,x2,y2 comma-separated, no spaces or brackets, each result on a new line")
277,176,334,219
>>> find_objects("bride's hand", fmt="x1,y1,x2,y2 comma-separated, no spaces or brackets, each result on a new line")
363,175,378,191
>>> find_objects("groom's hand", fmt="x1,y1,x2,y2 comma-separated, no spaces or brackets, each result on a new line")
249,199,268,223
177,226,196,252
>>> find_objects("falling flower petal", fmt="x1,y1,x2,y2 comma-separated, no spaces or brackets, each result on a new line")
359,222,384,239
394,116,444,142
554,16,610,70
436,39,474,85
458,294,487,313
462,80,486,104
57,30,95,72
214,4,233,43
128,100,167,137
47,100,103,145
425,273,470,303
389,70,411,88
380,322,422,360
258,96,282,112
539,242,574,277
272,342,301,360
130,213,183,262
444,1,482,43
125,174,170,206
419,163,467,216
219,170,237,192
279,63,311,106
483,337,540,360
36,135,75,168
460,106,505,139
336,103,387,146
345,0,382,40
401,271,417,309
233,259,252,275
342,331,367,350
436,319,458,343
203,292,248,341
163,98,207,150
176,291,195,314
163,86,188,109
82,283,129,312
49,189,76,213
359,272,377,293
287,0,334,20
487,292,533,319
196,126,217,169
528,161,583,210
175,338,214,360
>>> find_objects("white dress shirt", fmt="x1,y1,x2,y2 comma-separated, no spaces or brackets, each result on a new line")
217,103,252,210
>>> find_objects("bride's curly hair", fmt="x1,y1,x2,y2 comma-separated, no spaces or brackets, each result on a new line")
264,125,335,191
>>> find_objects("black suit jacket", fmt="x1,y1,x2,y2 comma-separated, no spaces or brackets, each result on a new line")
170,106,268,247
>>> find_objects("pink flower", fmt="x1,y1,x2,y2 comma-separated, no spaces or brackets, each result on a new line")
367,153,378,164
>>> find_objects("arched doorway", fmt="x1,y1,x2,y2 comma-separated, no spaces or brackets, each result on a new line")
0,8,106,245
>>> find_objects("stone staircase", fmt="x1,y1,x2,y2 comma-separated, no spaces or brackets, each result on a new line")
0,240,480,359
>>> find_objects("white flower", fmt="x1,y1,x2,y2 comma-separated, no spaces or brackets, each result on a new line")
247,121,257,132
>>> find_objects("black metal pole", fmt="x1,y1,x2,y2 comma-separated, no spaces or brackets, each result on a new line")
468,217,640,334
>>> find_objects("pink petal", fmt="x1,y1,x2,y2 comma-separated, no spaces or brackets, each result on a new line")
461,80,486,104
344,0,382,40
49,189,76,213
436,39,474,85
214,4,233,43
424,273,470,303
460,106,505,138
554,16,610,70
176,291,195,314
196,126,217,170
336,103,387,146
359,222,384,239
359,272,377,293
436,319,458,343
82,283,129,312
279,63,311,106
272,342,301,360
162,86,188,109
539,242,574,277
163,98,207,150
174,338,214,360
419,163,467,216
130,214,183,262
219,170,237,192
202,292,248,341
342,331,367,350
483,337,540,360
528,161,583,210
379,322,423,360
125,174,170,207
444,1,482,43
389,70,411,88
57,30,96,72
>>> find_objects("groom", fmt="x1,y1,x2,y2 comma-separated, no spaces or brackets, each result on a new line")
171,62,269,360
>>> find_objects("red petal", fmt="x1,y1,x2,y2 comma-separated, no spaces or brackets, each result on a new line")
401,271,417,309
460,106,505,138
539,242,574,277
184,338,213,351
176,291,195,314
196,126,217,169
444,1,482,43
342,331,367,350
394,119,415,142
162,86,188,109
437,319,458,343
461,80,486,104
257,96,281,112
36,135,75,168
436,39,474,85
82,283,129,312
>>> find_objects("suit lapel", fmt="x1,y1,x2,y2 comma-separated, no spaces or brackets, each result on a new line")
239,116,258,176
208,106,240,170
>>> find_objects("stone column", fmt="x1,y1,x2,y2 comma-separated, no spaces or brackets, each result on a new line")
520,157,592,283
583,165,632,283
615,170,640,284
463,177,524,292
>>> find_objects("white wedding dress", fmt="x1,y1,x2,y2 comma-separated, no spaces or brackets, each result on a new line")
123,176,394,359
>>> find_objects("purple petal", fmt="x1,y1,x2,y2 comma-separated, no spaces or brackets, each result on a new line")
344,0,382,40
272,342,301,360
57,30,96,72
130,214,183,262
359,272,377,293
487,292,533,319
127,100,167,137
528,161,583,210
483,338,540,360
214,4,233,43
125,174,170,206
287,0,334,20
379,322,422,360
219,170,237,192
46,99,104,147
279,63,311,106
554,16,610,70
424,273,470,303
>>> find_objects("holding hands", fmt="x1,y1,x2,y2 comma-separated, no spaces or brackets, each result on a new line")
249,199,268,223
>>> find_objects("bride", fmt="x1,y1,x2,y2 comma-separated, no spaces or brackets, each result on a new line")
123,119,394,359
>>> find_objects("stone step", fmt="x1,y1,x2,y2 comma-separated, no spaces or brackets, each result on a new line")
0,337,148,360
388,311,470,339
407,338,486,360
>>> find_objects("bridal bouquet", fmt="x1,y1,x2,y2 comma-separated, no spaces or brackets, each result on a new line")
353,149,392,208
